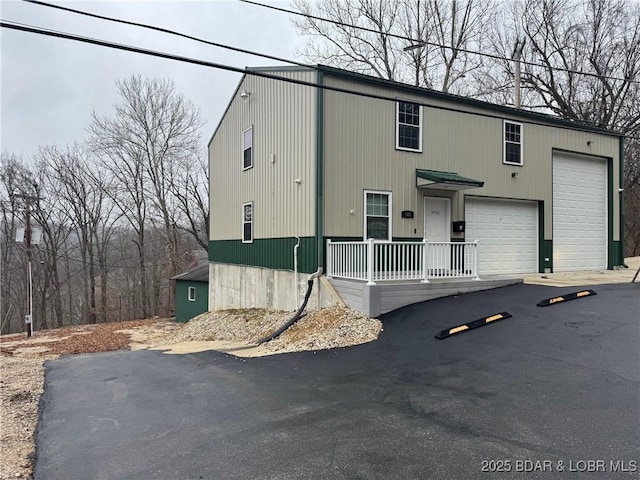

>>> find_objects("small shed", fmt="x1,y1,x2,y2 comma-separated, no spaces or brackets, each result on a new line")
172,263,209,323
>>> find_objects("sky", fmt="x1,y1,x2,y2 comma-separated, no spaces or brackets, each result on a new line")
0,0,307,159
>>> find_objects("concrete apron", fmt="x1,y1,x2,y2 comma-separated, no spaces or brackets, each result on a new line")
524,256,640,287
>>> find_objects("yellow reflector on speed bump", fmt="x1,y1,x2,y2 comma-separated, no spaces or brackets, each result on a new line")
449,325,469,335
435,312,512,339
537,289,597,307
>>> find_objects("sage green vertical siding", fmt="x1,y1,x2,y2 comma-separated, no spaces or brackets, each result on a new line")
321,75,621,245
175,281,208,323
209,69,317,243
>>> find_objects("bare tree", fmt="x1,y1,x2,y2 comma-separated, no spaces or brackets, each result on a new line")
0,153,31,333
89,128,150,317
518,0,639,128
37,144,121,324
29,153,73,329
89,75,204,316
293,0,491,93
624,139,640,255
171,151,209,250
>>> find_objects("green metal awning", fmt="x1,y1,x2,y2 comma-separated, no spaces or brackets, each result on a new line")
416,169,484,191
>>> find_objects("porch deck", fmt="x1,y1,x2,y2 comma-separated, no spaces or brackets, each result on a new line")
325,239,522,316
329,276,523,318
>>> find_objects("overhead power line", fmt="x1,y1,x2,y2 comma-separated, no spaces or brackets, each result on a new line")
238,0,640,85
23,0,640,86
1,20,637,139
21,0,308,69
15,1,640,132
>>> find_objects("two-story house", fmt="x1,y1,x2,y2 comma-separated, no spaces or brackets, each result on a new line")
208,65,624,316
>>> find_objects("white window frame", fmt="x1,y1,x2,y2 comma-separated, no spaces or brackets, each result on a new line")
242,125,253,170
188,286,196,302
395,101,423,153
503,120,523,166
363,190,392,242
242,201,253,243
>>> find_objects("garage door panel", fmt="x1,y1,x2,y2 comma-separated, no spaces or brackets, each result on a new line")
466,199,538,275
553,154,606,272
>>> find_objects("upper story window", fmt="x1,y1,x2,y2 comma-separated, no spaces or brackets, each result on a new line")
242,202,253,243
242,126,253,170
503,121,523,165
364,190,392,241
396,101,422,152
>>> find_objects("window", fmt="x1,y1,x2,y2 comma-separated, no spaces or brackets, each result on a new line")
364,191,392,241
188,286,196,302
242,202,253,243
242,126,253,170
504,121,523,165
396,101,422,152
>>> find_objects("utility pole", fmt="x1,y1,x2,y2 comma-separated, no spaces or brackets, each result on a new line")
13,191,40,337
512,39,526,108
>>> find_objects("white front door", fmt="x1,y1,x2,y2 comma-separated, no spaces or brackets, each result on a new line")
424,197,451,273
424,197,451,242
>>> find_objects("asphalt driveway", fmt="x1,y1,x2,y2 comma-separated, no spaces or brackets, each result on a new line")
35,283,639,479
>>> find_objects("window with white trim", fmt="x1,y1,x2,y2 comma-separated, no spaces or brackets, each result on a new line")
364,191,392,241
503,121,523,165
242,202,253,243
396,101,422,152
188,286,196,302
242,126,253,170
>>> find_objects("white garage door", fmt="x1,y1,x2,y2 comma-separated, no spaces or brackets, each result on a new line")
553,153,607,271
466,198,538,275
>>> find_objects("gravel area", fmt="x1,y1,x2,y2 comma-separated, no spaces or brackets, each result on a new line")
265,306,382,353
163,306,383,355
0,357,48,480
168,309,291,344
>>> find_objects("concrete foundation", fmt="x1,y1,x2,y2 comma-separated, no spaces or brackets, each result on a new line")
209,263,522,318
209,263,340,312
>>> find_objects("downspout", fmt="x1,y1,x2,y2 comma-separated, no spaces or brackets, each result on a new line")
293,236,300,310
619,136,626,267
257,268,323,344
315,69,325,273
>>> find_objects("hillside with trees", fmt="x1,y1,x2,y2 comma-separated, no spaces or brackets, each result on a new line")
1,75,208,334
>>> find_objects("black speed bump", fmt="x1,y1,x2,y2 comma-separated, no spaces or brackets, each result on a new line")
537,289,597,307
434,312,512,340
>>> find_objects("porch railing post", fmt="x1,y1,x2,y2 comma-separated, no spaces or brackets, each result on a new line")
421,238,430,283
326,239,333,278
366,238,376,285
473,240,481,280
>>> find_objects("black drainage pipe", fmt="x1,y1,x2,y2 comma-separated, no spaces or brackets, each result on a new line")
256,269,322,345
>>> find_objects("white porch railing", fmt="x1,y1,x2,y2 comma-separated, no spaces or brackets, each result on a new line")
326,239,480,284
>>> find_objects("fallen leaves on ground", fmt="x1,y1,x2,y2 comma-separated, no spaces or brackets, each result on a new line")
0,319,178,358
